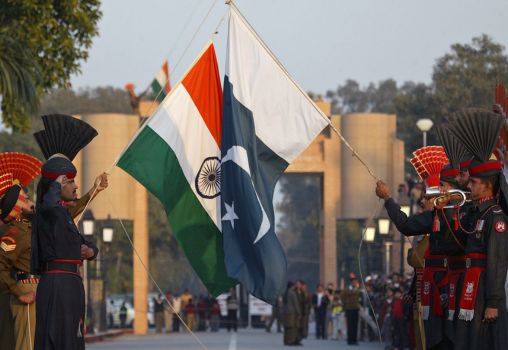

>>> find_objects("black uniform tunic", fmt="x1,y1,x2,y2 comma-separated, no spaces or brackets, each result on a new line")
32,182,98,350
454,199,508,350
385,198,466,349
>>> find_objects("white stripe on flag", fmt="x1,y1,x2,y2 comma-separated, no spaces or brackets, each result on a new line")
147,84,221,228
154,68,167,86
227,9,328,163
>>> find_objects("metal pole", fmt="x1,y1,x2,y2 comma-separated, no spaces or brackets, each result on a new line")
384,242,391,276
423,131,427,147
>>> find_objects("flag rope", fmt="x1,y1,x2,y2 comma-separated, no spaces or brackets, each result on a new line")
141,0,221,107
140,0,219,97
105,191,210,350
226,2,379,181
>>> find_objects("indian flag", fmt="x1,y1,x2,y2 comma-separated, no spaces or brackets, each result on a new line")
117,43,236,295
151,60,171,102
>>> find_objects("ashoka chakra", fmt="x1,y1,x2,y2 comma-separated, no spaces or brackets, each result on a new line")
195,157,221,199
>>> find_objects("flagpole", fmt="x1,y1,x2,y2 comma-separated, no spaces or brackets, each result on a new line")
226,2,379,180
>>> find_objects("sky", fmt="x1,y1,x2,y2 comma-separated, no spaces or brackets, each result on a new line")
70,0,508,96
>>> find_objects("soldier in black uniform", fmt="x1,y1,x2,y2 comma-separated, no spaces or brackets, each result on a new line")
445,108,508,350
0,152,108,350
376,147,467,350
31,114,101,350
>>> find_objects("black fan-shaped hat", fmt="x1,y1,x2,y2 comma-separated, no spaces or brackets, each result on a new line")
33,114,98,179
436,124,472,170
447,108,504,177
34,114,98,161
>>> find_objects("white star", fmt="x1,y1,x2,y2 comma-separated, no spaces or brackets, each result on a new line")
222,201,239,229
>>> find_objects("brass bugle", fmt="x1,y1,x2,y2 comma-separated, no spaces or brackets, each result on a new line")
433,189,471,208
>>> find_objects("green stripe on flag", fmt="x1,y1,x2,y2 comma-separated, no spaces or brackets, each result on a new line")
117,126,236,296
151,80,166,102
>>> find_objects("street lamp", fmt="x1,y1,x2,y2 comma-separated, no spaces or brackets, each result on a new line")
416,118,434,147
83,210,95,236
378,218,390,235
364,226,376,242
102,215,114,243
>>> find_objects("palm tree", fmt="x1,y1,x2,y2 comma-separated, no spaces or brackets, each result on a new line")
0,31,40,131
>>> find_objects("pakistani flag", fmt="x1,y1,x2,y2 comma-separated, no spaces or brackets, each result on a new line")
151,60,171,102
117,43,236,296
221,8,329,303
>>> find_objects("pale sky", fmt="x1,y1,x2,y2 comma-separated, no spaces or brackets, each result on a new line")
70,0,508,95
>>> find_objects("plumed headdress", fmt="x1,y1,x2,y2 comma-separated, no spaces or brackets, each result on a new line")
33,114,98,180
447,108,504,178
410,146,449,187
436,124,472,173
0,152,41,222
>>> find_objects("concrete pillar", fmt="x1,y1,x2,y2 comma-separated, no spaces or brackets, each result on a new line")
133,181,149,334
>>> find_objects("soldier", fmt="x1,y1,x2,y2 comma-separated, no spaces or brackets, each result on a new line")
445,108,508,350
31,114,102,349
376,145,467,350
0,181,15,350
341,275,361,346
283,281,302,346
0,152,108,350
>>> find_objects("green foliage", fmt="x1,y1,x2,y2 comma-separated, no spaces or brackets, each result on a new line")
0,32,40,131
276,174,321,288
0,0,102,131
432,34,508,117
336,220,362,281
326,78,398,115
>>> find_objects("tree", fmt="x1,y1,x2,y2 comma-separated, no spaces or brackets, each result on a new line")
276,174,321,288
0,0,102,131
326,79,399,115
0,32,40,131
432,34,508,118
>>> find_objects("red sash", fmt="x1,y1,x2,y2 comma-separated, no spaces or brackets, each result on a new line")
458,253,486,321
447,256,466,321
421,250,448,320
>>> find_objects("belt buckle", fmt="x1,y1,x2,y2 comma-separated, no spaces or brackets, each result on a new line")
466,258,471,268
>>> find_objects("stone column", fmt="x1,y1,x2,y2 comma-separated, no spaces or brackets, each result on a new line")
133,181,149,334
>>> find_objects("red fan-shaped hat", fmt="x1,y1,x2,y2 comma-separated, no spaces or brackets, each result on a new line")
412,146,449,187
410,156,428,181
0,173,14,198
0,152,42,188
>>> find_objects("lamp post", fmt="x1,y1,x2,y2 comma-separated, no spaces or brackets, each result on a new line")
364,225,376,274
416,118,434,147
82,210,95,333
82,210,114,333
378,216,391,275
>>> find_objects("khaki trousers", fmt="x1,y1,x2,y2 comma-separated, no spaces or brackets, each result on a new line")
10,283,37,350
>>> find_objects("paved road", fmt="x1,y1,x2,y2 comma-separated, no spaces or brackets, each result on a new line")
88,329,384,350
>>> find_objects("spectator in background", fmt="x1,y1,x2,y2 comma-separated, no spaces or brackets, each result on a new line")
226,291,238,332
197,295,208,331
300,282,312,339
266,295,283,333
391,288,408,350
119,302,128,329
341,276,361,346
210,299,221,332
172,293,182,332
312,284,329,339
107,300,115,328
153,293,165,333
185,298,196,331
164,291,173,333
